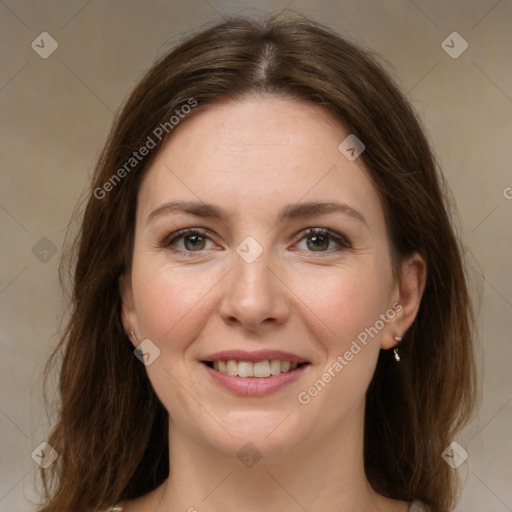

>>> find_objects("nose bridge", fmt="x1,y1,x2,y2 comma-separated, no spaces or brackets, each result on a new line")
218,235,289,328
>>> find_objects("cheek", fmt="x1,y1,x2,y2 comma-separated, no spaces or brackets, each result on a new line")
130,259,225,423
131,256,223,348
290,260,392,346
293,270,388,423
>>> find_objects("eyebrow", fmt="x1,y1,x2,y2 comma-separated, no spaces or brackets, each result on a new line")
147,200,368,228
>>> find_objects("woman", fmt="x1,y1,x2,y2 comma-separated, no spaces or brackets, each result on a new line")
39,14,477,512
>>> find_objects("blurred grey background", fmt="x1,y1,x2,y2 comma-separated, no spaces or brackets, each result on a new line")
0,1,511,510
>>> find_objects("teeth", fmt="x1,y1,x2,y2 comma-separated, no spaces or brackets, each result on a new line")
238,361,254,377
226,360,238,376
270,359,281,375
211,359,302,377
254,360,270,377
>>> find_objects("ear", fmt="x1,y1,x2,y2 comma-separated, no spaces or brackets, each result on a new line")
119,272,139,348
381,252,427,350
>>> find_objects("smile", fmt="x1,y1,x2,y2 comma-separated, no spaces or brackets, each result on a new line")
204,359,305,377
201,350,311,397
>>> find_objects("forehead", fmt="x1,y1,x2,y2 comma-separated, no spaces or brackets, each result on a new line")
137,96,384,230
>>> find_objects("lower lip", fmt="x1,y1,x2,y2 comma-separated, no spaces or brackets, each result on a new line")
203,363,309,397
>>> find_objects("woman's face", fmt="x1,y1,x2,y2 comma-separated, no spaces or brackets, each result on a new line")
121,95,424,460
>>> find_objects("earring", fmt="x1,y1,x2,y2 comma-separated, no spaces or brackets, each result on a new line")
129,331,136,341
393,336,403,362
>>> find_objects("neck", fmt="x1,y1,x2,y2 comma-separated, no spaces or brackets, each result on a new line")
150,401,391,512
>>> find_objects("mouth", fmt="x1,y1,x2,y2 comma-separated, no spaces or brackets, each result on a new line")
202,359,310,377
200,351,311,397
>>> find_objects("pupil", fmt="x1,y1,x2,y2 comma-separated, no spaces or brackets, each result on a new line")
308,234,328,251
186,235,204,250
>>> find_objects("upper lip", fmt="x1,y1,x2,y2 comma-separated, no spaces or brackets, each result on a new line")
202,349,309,364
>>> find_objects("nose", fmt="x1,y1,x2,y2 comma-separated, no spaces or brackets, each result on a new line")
218,247,290,333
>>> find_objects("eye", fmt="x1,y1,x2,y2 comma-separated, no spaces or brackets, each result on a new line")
294,228,351,253
161,227,351,256
162,228,216,253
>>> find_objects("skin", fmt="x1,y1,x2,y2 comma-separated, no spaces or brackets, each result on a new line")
119,95,426,512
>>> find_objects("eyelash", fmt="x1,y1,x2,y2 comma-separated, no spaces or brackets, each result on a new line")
161,227,351,256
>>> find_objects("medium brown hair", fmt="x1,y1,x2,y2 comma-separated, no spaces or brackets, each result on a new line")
39,13,477,512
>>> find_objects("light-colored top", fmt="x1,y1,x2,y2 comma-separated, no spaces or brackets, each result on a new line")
409,500,430,511
100,499,430,511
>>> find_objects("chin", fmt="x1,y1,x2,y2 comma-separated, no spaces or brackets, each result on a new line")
197,410,311,463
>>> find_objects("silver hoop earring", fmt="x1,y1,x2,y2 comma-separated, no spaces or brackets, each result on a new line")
129,331,136,341
393,336,403,362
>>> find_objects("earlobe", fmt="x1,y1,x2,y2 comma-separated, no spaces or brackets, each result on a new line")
119,273,139,347
381,252,427,351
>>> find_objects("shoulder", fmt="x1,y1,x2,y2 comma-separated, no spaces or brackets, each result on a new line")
408,500,431,512
99,499,430,512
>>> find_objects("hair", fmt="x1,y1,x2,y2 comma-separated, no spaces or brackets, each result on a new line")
38,13,478,512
